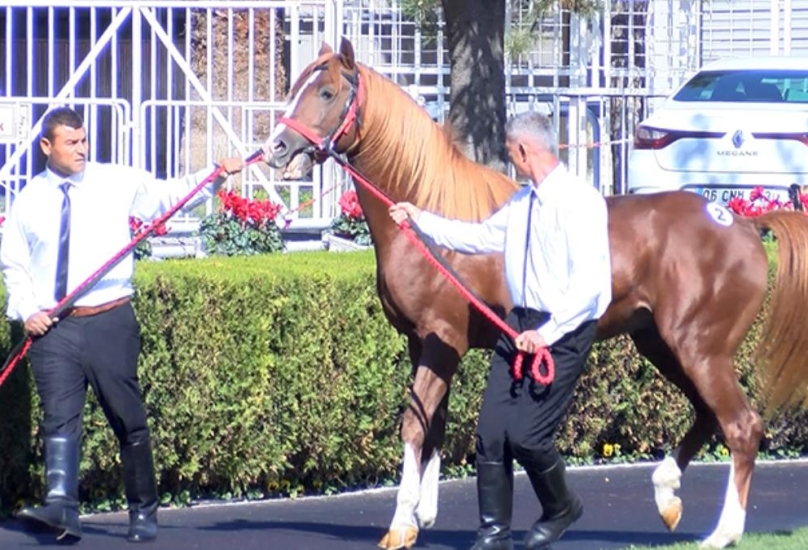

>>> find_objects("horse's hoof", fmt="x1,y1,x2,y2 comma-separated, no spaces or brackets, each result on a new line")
378,525,418,549
660,496,682,532
699,532,741,549
415,504,437,530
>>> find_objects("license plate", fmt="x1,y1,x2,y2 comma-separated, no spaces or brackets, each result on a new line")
686,186,793,206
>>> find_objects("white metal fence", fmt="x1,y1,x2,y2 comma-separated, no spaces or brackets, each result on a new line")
0,1,345,231
1,0,807,233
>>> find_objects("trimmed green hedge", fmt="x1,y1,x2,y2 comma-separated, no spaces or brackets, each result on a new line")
0,249,806,515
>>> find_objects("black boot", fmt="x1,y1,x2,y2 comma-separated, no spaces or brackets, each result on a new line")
122,440,159,543
16,436,83,542
524,458,583,549
469,461,514,550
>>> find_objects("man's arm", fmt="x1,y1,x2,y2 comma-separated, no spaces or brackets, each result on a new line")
0,204,53,334
536,195,611,346
130,158,244,220
389,200,512,254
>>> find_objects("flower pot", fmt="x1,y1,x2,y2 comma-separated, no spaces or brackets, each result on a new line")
323,233,371,252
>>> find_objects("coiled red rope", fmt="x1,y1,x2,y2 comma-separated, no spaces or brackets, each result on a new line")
0,152,264,388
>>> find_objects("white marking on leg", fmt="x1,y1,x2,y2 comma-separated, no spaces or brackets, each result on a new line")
390,443,421,530
268,72,320,144
416,448,441,529
652,456,683,531
700,462,746,549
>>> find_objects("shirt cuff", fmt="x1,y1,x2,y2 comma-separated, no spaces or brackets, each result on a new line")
196,164,221,182
537,318,562,347
16,301,42,323
414,210,437,229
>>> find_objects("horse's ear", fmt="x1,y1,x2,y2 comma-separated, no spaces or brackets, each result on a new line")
338,36,356,70
318,41,333,57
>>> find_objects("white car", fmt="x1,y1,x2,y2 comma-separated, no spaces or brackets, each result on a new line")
627,56,808,207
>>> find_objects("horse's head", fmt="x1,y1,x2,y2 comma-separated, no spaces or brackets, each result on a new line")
264,37,362,174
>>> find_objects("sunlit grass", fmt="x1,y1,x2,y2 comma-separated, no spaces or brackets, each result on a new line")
623,527,808,550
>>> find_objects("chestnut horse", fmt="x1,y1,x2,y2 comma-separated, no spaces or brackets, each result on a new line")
263,38,808,550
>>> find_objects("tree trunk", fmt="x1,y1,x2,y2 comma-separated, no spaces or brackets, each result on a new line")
183,8,286,174
441,0,508,172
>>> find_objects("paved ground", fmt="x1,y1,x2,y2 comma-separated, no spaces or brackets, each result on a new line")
1,460,806,549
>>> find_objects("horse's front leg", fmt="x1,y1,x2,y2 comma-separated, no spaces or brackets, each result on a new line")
378,339,458,550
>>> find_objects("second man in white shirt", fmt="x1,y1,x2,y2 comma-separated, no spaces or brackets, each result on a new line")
389,111,612,550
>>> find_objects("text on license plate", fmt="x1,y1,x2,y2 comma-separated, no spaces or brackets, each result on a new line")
689,187,791,204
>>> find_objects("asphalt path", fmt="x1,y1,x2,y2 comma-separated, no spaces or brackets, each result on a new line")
1,460,806,549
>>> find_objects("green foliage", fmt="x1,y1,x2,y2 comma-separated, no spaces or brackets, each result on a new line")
199,212,285,256
329,190,372,245
0,244,806,516
198,189,285,256
328,213,372,246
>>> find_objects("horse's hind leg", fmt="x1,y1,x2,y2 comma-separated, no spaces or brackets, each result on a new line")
378,337,458,550
632,328,718,532
683,356,763,549
644,326,763,549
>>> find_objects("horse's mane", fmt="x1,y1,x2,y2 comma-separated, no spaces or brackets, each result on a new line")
354,65,520,222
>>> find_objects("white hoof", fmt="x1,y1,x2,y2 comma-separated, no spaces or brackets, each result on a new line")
415,503,437,530
378,523,419,549
699,530,742,549
700,462,745,549
652,456,683,530
659,495,683,532
415,449,441,529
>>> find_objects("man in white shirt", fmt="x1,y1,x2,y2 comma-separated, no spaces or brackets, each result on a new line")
0,107,244,544
389,111,612,550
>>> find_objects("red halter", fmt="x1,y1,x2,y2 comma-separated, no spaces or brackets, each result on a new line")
278,67,364,155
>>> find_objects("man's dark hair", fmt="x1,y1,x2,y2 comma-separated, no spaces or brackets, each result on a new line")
41,107,84,142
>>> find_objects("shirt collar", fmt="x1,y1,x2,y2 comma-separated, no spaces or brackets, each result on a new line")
45,165,86,188
530,163,567,205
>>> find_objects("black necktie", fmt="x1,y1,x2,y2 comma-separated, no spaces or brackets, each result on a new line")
521,191,535,308
54,181,71,302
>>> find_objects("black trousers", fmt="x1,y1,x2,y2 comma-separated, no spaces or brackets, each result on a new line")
28,301,150,447
475,307,597,472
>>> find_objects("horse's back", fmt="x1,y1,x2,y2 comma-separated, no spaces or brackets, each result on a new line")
605,190,761,249
598,190,769,340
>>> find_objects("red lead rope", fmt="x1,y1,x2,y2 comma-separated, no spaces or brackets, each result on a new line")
278,114,554,384
0,152,264,388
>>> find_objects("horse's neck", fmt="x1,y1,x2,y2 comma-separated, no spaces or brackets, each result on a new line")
350,68,517,221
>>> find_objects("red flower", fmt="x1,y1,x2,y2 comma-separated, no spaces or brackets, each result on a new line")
339,190,364,220
217,188,282,226
748,186,765,202
0,215,5,226
129,216,168,236
152,222,169,236
726,188,808,218
129,216,144,233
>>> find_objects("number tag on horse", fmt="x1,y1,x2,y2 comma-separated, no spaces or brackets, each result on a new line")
706,203,733,227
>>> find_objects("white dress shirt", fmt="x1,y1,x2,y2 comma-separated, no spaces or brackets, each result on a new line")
416,163,612,346
0,161,224,322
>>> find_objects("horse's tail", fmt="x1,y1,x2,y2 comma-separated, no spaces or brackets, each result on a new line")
752,210,808,417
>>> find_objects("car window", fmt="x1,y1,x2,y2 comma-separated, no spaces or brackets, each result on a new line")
673,70,808,103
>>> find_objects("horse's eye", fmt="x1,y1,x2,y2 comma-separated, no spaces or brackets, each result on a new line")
320,88,334,101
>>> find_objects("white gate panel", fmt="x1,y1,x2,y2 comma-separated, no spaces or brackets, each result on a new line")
0,1,343,229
